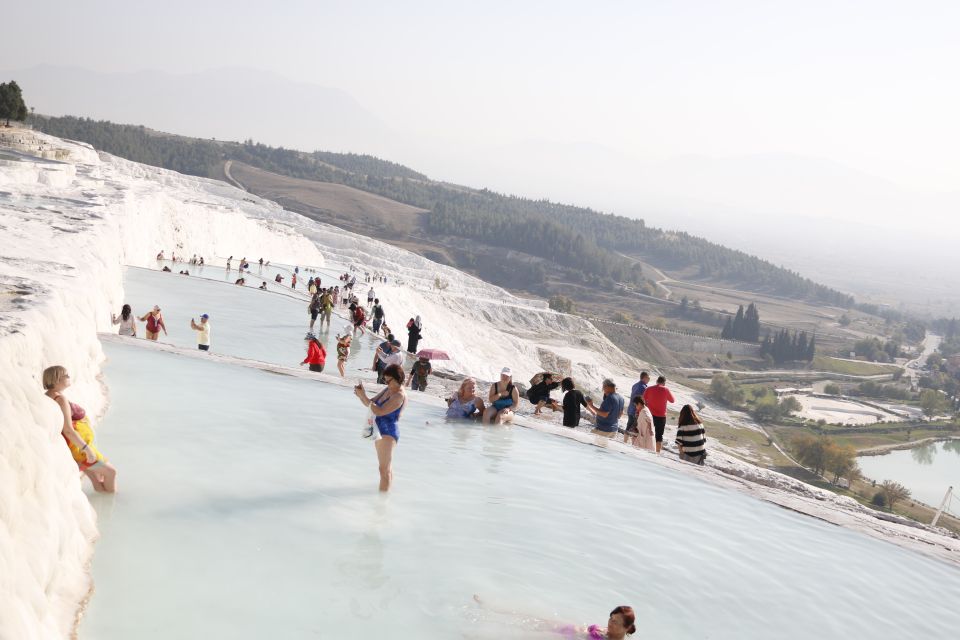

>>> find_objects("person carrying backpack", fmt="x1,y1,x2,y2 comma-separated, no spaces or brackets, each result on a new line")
409,355,432,391
372,298,385,335
308,293,322,331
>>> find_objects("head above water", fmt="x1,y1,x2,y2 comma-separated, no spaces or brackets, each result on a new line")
607,605,636,638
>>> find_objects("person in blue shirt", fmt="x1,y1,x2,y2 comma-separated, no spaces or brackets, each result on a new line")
624,371,650,438
587,379,624,438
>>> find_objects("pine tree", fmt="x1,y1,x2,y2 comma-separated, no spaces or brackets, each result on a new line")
732,306,745,340
0,80,28,125
721,317,733,340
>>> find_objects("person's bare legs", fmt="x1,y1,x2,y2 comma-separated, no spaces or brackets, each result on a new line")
482,407,495,425
534,400,545,415
85,462,117,493
337,359,346,377
375,436,396,492
656,441,662,453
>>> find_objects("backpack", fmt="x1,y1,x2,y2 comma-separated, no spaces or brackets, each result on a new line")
355,307,365,322
374,305,384,319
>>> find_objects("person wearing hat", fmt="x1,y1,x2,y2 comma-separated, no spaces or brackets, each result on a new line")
408,354,432,392
190,314,212,351
587,379,625,438
300,332,327,372
139,305,167,341
483,367,519,425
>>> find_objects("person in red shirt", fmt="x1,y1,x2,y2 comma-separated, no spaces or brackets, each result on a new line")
642,375,675,453
300,332,327,373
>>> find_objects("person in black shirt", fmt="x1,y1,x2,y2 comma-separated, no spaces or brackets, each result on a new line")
527,373,561,415
561,377,588,427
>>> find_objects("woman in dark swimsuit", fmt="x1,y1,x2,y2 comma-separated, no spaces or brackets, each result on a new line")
354,364,407,491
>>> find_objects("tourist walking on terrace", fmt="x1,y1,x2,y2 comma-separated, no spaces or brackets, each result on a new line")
561,377,588,428
111,304,137,337
371,298,385,335
407,316,423,353
625,371,650,438
301,332,327,372
140,305,167,341
308,293,321,331
483,367,519,425
587,379,624,438
190,314,211,351
626,396,655,451
336,326,353,377
367,287,375,306
643,375,675,453
354,363,406,491
43,365,118,493
446,378,485,420
676,404,707,465
320,289,334,329
408,354,432,391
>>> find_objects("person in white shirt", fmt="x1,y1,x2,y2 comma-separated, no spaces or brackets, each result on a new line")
190,314,212,351
111,304,137,337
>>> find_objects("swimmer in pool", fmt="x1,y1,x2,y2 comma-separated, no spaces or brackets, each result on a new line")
43,365,118,493
473,596,636,639
354,364,406,492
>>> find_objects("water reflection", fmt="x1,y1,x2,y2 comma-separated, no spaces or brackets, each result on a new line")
911,444,936,466
943,440,960,456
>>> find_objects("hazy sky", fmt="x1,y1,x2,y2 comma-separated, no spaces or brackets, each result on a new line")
4,0,959,193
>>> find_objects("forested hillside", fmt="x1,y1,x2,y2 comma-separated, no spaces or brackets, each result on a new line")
30,114,854,305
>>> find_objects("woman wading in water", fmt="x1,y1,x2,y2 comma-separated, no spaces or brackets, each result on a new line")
354,364,407,491
43,365,118,493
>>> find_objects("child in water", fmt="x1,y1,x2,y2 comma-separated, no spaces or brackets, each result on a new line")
336,325,353,377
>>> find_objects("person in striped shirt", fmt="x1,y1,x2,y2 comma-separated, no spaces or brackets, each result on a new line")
675,404,707,465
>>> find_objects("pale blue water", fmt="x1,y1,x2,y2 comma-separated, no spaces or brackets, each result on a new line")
122,266,393,378
80,342,960,639
82,267,960,638
859,442,960,515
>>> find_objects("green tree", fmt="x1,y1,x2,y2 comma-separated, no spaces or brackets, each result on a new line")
710,373,745,407
920,389,951,417
879,480,911,510
0,80,28,125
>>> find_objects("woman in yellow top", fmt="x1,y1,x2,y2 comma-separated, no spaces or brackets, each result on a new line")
43,365,118,493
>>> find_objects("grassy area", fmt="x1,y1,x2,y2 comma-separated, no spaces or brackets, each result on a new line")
811,355,900,376
704,419,796,467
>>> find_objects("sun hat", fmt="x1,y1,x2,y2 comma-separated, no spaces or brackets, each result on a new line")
201,313,209,319
501,367,512,376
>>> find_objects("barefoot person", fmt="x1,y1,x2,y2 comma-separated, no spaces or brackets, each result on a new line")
626,396,655,451
43,366,118,493
676,404,707,465
446,378,486,420
139,305,167,341
483,367,519,425
587,379,624,438
300,332,327,372
643,375,675,453
111,304,137,337
354,364,407,492
335,326,353,377
473,596,636,639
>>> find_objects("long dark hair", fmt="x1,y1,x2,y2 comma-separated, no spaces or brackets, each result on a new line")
120,304,131,321
678,404,702,426
610,605,636,635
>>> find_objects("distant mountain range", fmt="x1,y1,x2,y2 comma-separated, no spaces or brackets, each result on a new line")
7,65,957,314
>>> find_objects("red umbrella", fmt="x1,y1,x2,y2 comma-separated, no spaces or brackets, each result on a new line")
416,348,450,360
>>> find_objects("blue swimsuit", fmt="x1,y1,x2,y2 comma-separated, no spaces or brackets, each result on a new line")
373,393,402,442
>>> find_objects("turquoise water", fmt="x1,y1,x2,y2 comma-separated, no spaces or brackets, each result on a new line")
859,441,960,515
80,342,960,639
